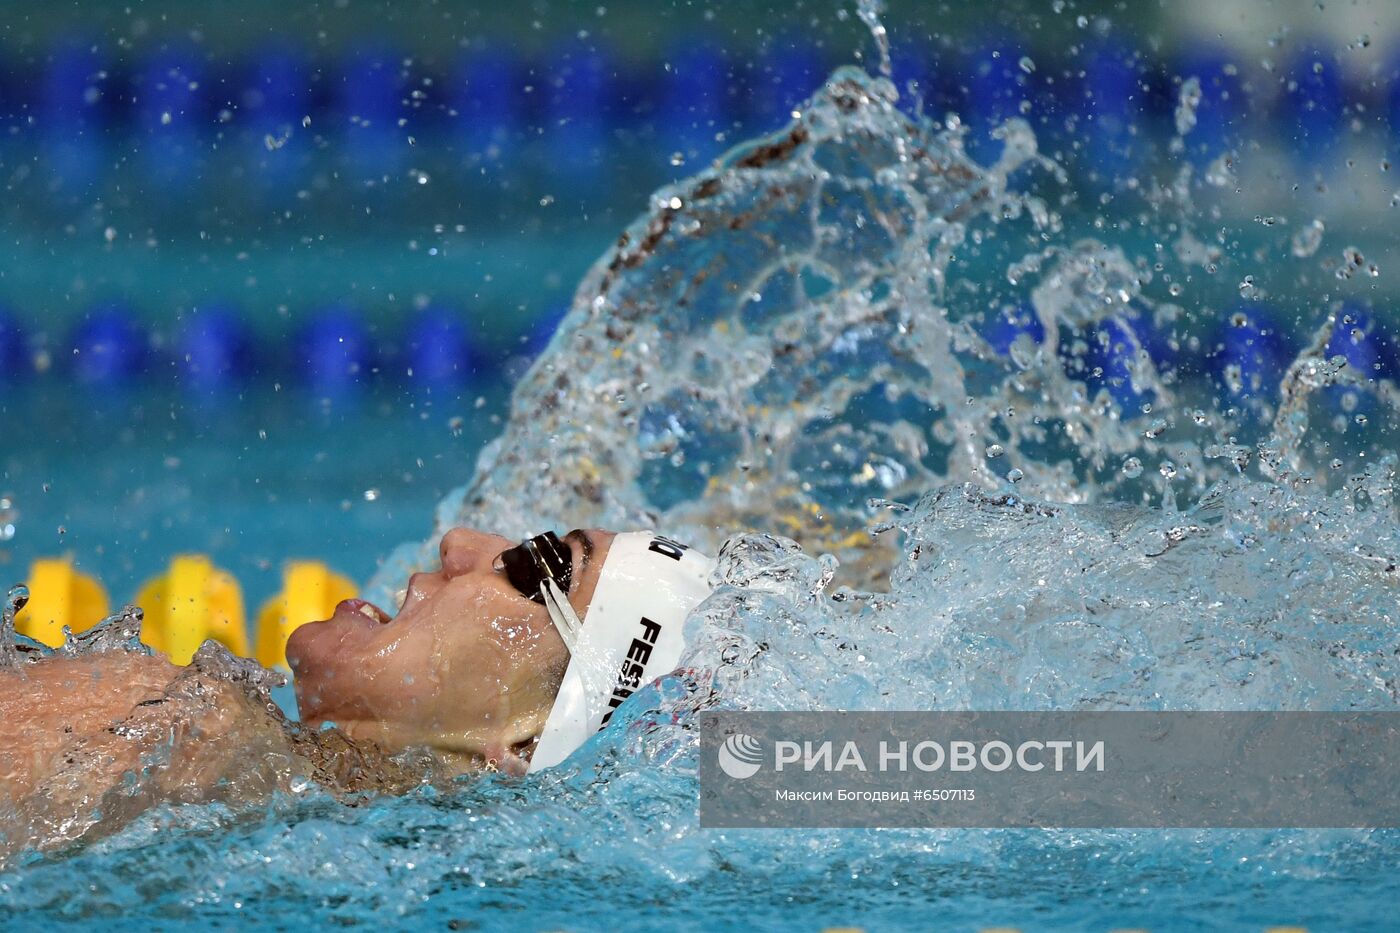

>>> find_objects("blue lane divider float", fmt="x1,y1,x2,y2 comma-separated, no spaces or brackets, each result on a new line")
1281,42,1343,169
965,36,1031,167
339,43,405,180
1323,303,1397,412
244,43,313,190
296,304,374,397
1078,40,1148,188
1081,317,1153,410
888,38,962,120
660,40,730,166
452,46,524,164
71,302,147,385
749,36,827,129
0,311,26,379
176,303,254,392
404,306,475,389
1123,302,1181,377
542,38,614,187
137,45,206,192
41,39,109,192
984,303,1045,356
1212,305,1293,402
1387,51,1400,147
1174,46,1246,167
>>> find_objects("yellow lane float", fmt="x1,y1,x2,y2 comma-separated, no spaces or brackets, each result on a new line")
136,554,248,664
254,561,356,670
14,558,111,647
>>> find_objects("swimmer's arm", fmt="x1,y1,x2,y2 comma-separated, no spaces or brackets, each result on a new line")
0,652,181,805
0,651,305,864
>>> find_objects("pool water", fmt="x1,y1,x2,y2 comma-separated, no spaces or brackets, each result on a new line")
0,383,505,617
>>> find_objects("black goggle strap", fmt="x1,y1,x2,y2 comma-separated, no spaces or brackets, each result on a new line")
540,576,583,654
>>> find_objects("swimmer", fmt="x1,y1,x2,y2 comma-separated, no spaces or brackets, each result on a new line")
0,527,715,861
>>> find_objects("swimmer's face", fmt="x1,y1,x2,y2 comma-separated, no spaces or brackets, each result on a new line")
286,527,615,774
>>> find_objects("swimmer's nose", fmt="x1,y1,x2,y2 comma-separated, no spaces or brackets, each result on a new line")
440,527,510,579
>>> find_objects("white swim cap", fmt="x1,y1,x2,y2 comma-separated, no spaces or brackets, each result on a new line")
528,531,714,772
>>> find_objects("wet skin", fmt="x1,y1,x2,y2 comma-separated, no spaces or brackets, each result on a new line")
286,527,615,774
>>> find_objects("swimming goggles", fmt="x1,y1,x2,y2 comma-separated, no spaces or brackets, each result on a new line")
498,531,584,652
498,531,573,604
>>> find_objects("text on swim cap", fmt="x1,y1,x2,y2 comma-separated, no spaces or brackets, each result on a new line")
599,616,661,727
648,535,689,560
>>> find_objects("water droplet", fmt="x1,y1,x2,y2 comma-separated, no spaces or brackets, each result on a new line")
1175,76,1202,137
986,443,1005,459
1122,457,1143,478
1291,219,1325,258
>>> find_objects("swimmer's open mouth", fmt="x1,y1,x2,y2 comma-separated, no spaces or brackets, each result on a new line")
338,598,392,625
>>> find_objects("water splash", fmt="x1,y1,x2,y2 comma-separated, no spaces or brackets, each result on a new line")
0,584,26,667
855,0,892,79
369,68,1197,598
58,605,147,658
